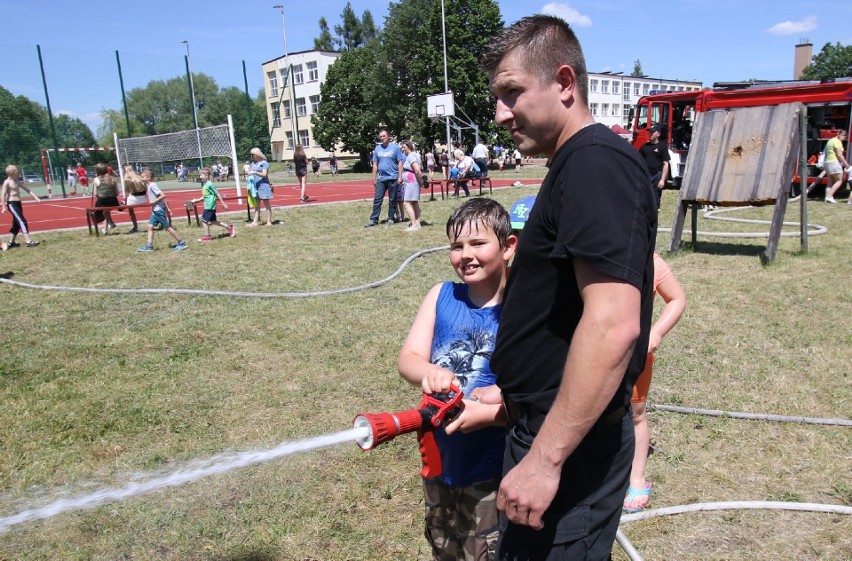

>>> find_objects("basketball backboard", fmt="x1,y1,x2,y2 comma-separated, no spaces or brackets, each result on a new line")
427,92,455,118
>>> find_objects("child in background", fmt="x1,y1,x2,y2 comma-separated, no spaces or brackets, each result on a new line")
137,168,187,252
397,198,516,560
623,252,686,512
1,164,40,247
191,168,235,241
76,163,89,196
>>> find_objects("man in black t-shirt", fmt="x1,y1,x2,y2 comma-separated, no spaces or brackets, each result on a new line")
638,124,670,208
482,15,657,560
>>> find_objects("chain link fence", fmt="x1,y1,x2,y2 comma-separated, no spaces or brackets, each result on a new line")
0,44,267,196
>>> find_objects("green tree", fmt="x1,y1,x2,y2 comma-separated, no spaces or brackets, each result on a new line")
335,2,364,50
313,0,502,160
54,114,96,148
311,45,381,168
0,86,48,173
632,59,643,77
376,0,502,149
800,42,852,81
314,17,335,51
318,2,379,51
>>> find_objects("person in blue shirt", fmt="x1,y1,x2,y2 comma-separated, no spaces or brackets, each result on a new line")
365,128,404,227
398,198,517,560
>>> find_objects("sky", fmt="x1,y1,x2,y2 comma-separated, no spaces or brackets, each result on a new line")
1,0,849,132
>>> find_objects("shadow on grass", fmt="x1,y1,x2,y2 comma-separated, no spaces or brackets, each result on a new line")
670,241,769,258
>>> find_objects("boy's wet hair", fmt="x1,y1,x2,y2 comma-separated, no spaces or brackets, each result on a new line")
5,164,18,177
200,167,210,175
446,198,512,247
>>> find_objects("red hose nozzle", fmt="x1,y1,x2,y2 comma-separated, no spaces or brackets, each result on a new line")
353,409,424,450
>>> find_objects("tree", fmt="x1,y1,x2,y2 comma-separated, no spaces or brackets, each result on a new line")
632,59,643,77
311,45,382,168
316,2,379,51
335,2,364,50
0,86,48,174
314,17,335,51
377,0,503,149
314,0,503,158
800,42,852,81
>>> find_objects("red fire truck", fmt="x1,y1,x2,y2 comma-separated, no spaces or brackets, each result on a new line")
631,80,852,193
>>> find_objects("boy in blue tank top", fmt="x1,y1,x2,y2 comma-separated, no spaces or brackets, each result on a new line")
398,198,517,560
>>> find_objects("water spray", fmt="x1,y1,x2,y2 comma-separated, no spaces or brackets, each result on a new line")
353,387,463,478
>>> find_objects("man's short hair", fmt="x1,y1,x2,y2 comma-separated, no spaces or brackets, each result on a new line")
446,198,512,248
481,14,589,107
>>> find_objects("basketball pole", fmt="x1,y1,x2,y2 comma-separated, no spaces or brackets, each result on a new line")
440,0,452,151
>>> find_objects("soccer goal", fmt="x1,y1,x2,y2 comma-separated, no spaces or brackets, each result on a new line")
114,114,241,196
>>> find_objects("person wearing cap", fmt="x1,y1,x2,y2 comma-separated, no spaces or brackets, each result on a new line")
638,124,670,209
509,195,535,233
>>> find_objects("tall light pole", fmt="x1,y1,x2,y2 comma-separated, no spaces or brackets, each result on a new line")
440,0,452,151
182,40,203,169
274,4,298,158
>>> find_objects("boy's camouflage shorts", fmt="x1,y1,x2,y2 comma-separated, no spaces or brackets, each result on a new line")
423,475,500,561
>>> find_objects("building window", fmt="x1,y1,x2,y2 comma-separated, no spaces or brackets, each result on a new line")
267,71,278,98
590,103,599,116
643,83,650,95
613,82,620,95
298,130,310,147
271,102,281,127
602,80,609,94
310,95,320,113
602,103,609,116
634,83,641,96
281,67,289,88
296,97,307,117
590,79,598,93
282,100,291,118
623,82,631,101
307,61,318,82
623,106,631,125
293,64,304,85
285,131,294,149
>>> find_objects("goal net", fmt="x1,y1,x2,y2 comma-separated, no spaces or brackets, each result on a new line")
114,115,241,194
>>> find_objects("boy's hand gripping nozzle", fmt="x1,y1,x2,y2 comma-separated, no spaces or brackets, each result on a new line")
353,386,463,478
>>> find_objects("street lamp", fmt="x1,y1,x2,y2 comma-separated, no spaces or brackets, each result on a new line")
181,40,203,169
273,4,298,157
440,0,451,151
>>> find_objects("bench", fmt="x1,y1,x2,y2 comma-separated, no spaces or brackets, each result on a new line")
429,177,493,200
185,195,252,227
85,203,152,237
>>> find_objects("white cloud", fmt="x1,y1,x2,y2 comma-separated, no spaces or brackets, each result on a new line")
540,3,593,28
767,15,817,36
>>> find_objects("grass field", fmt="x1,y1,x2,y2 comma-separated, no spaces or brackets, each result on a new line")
0,186,849,560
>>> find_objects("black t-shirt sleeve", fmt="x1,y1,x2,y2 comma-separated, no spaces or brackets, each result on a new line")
549,144,652,289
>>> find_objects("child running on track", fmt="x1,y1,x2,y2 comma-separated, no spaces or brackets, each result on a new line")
190,168,235,241
137,168,187,252
1,164,40,247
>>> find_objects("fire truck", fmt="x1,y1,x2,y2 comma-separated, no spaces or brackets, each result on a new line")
630,80,852,193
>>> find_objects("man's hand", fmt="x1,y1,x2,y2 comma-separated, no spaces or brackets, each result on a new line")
444,399,501,434
222,203,229,209
470,384,502,404
497,451,561,530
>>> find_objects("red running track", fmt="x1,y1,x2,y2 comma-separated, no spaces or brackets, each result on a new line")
4,178,524,234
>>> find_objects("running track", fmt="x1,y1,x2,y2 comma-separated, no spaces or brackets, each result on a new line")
11,177,525,234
